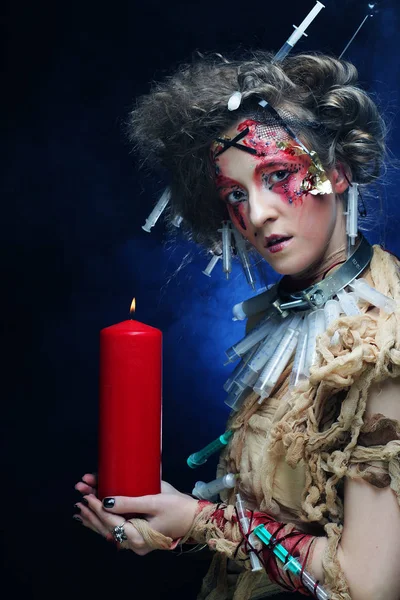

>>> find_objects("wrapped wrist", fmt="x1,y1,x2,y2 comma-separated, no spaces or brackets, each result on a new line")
181,500,319,595
250,513,317,594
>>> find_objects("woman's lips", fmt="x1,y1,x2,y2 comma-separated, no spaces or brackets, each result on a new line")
264,236,293,254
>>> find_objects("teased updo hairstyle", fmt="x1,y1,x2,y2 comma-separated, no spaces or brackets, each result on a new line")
127,51,386,249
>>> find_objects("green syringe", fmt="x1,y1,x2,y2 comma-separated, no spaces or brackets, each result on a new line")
253,524,330,600
187,430,233,469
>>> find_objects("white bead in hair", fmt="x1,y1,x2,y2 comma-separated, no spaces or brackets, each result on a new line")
227,91,242,111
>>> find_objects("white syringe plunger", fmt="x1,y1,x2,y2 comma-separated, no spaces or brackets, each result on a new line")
142,187,171,233
203,253,222,277
288,1,325,45
274,2,325,61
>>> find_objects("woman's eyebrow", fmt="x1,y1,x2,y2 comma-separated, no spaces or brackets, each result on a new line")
215,175,240,189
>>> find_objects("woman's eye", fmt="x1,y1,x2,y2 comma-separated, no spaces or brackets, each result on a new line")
226,189,247,203
268,170,290,185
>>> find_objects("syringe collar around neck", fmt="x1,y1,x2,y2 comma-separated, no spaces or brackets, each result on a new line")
275,233,373,313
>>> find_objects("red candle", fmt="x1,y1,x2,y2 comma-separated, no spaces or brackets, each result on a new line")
98,300,162,500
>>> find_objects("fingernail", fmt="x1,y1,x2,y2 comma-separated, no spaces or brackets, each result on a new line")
81,497,89,506
103,497,115,508
82,476,95,485
74,504,81,511
73,515,83,523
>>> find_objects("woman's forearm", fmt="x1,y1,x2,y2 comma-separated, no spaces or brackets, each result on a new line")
184,500,320,595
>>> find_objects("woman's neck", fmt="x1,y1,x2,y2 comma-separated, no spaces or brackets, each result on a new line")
281,243,348,293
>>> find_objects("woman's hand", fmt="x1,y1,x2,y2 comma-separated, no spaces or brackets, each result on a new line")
74,476,199,555
75,473,97,496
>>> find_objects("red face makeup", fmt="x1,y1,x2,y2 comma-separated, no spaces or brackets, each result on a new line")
214,120,316,208
212,120,345,277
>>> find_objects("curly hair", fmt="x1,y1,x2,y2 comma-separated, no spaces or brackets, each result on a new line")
127,51,387,249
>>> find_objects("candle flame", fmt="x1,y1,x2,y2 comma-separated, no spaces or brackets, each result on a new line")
130,298,136,316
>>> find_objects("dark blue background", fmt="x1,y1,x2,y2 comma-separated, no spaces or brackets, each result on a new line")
3,0,399,598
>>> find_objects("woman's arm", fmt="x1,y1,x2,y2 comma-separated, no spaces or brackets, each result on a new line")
311,377,400,600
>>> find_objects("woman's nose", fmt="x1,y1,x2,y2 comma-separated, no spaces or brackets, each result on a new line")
248,190,279,229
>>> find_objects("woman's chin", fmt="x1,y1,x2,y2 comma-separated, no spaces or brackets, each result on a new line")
260,253,309,278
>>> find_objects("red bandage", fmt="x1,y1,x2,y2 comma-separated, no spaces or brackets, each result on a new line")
245,511,316,595
194,501,317,596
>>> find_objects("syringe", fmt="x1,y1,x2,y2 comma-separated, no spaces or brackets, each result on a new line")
273,2,326,62
238,318,290,388
224,382,251,412
231,228,256,290
348,278,397,314
289,316,308,389
346,183,358,247
142,187,171,233
223,344,261,393
225,313,280,363
253,524,330,600
254,315,302,402
220,221,232,280
187,430,233,469
235,494,263,572
203,252,222,277
254,258,269,290
323,299,341,345
171,214,183,228
192,473,238,500
336,288,361,316
232,285,279,321
301,309,325,377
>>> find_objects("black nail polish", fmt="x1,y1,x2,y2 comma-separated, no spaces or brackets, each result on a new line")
103,497,115,508
74,504,81,511
81,497,89,506
73,515,83,523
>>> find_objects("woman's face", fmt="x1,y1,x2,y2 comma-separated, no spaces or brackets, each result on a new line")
213,120,347,277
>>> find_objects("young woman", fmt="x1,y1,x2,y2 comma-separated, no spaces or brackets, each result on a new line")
74,53,400,600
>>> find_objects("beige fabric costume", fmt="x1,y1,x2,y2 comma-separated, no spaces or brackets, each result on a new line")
183,245,400,600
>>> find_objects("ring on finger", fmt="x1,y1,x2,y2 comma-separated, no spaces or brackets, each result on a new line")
112,522,128,544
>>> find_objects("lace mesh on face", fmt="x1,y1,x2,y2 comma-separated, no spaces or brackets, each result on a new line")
246,105,321,142
255,122,291,141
